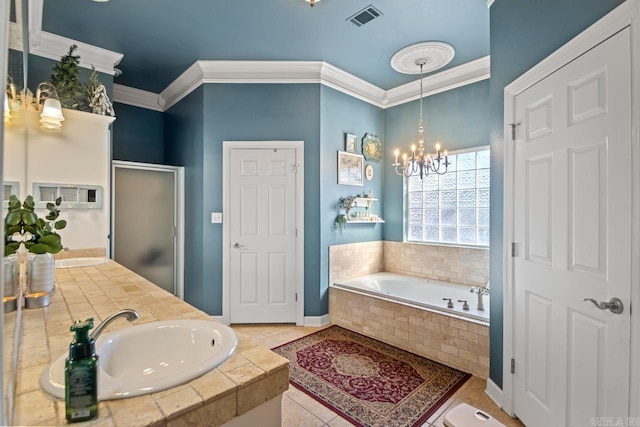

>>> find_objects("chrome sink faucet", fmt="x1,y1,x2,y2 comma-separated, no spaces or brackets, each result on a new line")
90,309,139,341
470,286,490,311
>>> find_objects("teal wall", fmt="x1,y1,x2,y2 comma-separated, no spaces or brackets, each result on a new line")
164,87,206,310
383,80,491,241
488,0,625,388
320,86,385,312
112,103,164,164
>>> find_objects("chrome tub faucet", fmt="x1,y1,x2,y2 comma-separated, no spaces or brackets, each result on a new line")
470,286,490,311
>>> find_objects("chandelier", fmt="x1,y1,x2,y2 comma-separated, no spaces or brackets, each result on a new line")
392,59,449,179
390,41,455,179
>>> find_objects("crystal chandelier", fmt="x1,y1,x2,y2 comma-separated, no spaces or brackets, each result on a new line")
392,59,449,179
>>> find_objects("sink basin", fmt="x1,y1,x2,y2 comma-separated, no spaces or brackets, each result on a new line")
55,257,110,268
40,319,238,400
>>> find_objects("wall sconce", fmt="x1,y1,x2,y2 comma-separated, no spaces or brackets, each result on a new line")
305,0,320,6
4,80,65,131
3,94,10,125
35,82,64,131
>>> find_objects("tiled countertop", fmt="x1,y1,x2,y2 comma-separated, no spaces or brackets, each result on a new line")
12,260,289,426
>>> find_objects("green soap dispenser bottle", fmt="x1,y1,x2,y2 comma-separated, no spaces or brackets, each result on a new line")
65,318,99,423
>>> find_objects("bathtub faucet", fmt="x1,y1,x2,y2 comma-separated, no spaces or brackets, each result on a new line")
470,286,489,311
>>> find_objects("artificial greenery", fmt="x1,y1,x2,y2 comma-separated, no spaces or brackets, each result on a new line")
335,214,347,234
80,66,102,112
50,44,82,109
4,195,67,256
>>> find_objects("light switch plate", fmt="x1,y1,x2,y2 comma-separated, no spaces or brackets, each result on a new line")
211,212,222,223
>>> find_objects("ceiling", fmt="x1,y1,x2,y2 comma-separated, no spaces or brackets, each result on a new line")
41,0,490,94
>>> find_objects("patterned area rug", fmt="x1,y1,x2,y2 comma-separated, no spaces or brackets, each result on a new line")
273,326,471,427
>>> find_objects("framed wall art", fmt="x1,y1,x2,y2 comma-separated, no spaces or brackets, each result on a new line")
337,151,364,186
362,133,383,162
345,133,357,153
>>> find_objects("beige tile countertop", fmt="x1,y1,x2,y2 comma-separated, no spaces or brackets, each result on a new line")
12,260,289,426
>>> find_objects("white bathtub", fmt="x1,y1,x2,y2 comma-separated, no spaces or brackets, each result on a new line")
332,272,490,324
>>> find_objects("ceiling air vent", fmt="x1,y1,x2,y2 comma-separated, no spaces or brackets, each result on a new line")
347,5,383,27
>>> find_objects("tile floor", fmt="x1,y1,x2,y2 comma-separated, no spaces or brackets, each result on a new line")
232,324,525,427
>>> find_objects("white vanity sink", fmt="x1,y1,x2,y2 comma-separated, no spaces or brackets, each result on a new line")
55,257,110,268
40,319,238,400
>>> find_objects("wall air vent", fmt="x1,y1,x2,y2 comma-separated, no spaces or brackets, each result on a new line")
347,5,383,27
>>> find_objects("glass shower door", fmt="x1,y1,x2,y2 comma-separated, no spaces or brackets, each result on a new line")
113,165,176,294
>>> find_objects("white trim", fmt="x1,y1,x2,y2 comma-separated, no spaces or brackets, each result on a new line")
211,315,226,324
383,56,490,108
502,0,640,417
113,84,165,112
158,59,489,112
62,108,116,125
487,0,495,8
111,161,185,301
222,141,305,326
485,378,503,409
304,314,331,327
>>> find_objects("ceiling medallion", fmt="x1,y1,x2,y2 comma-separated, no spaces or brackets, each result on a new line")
390,41,455,74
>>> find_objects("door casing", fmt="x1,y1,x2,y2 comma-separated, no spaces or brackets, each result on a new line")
222,141,305,326
111,160,185,300
501,0,640,416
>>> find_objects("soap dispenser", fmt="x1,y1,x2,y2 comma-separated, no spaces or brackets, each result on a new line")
65,318,99,423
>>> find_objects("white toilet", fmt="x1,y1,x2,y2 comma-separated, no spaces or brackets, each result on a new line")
443,403,506,427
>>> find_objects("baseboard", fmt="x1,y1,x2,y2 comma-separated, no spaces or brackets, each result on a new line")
485,378,503,409
304,314,330,327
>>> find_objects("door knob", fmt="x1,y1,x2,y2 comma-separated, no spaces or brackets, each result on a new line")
233,242,244,249
582,297,624,314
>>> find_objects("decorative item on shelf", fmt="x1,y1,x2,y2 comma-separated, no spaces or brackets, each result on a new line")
4,195,67,308
335,214,347,235
345,133,357,153
50,44,83,110
339,196,355,218
337,151,364,186
84,66,115,116
362,133,383,163
365,164,374,181
390,42,454,179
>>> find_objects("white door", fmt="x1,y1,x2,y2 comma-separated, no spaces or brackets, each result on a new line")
229,148,297,323
512,28,632,426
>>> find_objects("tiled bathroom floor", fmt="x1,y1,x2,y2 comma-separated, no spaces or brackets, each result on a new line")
232,324,525,427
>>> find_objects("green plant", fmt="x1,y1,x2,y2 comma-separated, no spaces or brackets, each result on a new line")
335,214,347,234
50,44,82,109
4,195,67,256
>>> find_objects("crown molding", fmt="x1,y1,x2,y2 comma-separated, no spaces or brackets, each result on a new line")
113,84,165,112
8,28,123,76
487,0,495,8
383,55,490,108
161,60,388,110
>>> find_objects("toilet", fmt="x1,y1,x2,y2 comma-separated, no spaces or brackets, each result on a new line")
443,403,506,427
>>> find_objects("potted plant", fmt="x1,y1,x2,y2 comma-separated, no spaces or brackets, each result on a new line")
4,195,66,296
335,214,347,235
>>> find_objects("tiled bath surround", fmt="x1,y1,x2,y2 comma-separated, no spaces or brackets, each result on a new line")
328,240,490,379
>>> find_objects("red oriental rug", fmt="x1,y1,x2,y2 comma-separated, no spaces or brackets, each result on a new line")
272,326,471,427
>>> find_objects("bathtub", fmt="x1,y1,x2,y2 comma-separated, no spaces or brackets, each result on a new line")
332,272,490,325
329,272,491,378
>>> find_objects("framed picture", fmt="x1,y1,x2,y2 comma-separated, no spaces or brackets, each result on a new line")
345,133,357,153
337,151,364,186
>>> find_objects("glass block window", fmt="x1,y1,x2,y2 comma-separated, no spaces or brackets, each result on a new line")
406,146,490,246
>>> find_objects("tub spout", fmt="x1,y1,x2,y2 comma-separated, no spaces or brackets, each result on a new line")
470,286,489,311
90,309,139,341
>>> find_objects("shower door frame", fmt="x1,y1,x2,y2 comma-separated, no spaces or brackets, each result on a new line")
111,161,185,300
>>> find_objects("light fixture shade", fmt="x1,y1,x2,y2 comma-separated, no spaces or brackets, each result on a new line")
39,98,64,131
305,0,320,6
